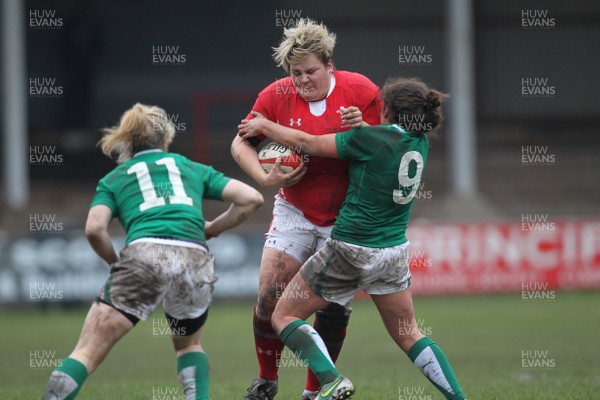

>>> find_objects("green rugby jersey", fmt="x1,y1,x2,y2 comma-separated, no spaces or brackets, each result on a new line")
333,124,428,248
91,150,231,245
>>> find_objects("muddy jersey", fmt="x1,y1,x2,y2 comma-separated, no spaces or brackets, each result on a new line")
333,124,429,248
248,70,381,226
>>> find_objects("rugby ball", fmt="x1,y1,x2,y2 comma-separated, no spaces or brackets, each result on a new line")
258,142,303,173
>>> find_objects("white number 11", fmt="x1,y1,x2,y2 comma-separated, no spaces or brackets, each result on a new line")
127,157,193,212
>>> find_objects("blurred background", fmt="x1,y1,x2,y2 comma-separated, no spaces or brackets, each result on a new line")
2,1,600,398
1,0,599,306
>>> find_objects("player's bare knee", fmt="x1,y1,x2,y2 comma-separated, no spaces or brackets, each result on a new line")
261,248,302,276
256,244,304,319
257,278,289,319
256,294,277,320
80,302,133,345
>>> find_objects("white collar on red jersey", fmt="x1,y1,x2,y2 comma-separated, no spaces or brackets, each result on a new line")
308,73,336,117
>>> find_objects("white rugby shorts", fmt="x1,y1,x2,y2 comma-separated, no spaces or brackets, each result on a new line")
264,195,333,264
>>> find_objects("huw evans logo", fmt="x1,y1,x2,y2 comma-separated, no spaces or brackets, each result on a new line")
521,214,556,233
29,282,63,301
154,182,173,201
30,78,63,98
29,350,63,369
521,350,556,369
521,282,556,301
399,318,433,337
399,386,432,400
521,10,556,30
29,214,63,233
29,9,63,29
408,249,433,270
276,348,309,369
151,247,189,271
398,45,432,66
275,78,297,96
521,146,555,166
152,113,187,134
152,45,187,66
277,77,314,98
152,386,185,400
275,9,302,28
152,318,187,337
275,281,309,300
413,182,433,202
399,114,433,134
521,77,556,98
30,146,64,166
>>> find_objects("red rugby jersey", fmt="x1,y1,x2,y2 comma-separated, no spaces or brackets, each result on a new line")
247,70,381,226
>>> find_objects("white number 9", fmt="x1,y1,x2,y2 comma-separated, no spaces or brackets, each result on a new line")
392,151,424,205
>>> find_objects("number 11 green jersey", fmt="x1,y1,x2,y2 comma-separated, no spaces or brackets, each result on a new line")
333,124,428,248
91,150,231,245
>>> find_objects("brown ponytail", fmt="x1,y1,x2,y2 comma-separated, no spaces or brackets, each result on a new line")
381,77,448,135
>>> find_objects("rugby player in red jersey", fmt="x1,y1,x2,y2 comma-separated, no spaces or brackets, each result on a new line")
231,18,381,400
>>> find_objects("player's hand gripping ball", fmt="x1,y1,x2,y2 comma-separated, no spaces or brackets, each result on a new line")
258,142,303,173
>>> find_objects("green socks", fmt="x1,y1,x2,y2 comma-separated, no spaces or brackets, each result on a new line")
280,320,338,385
177,351,210,400
41,333,463,400
41,353,210,400
408,337,466,400
41,357,89,400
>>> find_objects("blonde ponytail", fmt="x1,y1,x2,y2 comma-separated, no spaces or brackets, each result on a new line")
98,103,175,163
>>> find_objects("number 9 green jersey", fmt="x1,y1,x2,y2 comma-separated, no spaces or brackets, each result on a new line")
333,124,428,248
90,150,231,245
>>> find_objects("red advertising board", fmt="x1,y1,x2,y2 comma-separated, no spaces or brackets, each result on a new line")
406,219,600,294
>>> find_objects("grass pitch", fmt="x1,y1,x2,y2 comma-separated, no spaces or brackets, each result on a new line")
2,291,599,399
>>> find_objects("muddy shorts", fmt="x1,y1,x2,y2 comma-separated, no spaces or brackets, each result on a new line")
98,238,217,321
300,238,411,306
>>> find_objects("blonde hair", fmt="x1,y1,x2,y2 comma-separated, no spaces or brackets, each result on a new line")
272,18,336,73
98,103,175,163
